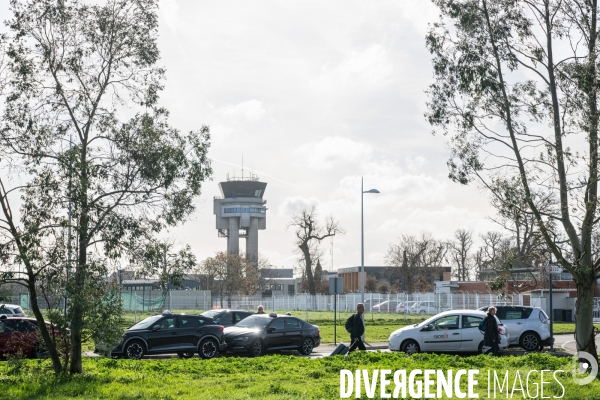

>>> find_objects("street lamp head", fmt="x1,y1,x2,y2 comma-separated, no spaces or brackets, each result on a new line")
364,189,380,194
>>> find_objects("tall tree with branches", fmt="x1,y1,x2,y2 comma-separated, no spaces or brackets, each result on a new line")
0,0,212,374
427,0,600,357
288,205,344,295
449,229,474,281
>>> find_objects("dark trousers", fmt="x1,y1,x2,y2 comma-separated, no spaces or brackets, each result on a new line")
491,342,499,356
348,337,366,353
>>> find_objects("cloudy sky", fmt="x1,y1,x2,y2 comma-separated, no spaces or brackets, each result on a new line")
0,1,500,271
148,0,499,270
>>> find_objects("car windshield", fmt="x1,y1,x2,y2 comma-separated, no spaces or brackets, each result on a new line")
235,316,270,329
129,315,162,330
416,315,439,327
201,310,221,318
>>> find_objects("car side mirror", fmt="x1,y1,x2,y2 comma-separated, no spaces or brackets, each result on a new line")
152,325,161,331
421,325,430,332
267,327,275,333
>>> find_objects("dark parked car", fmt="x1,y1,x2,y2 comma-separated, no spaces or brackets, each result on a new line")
111,311,226,360
0,317,63,359
200,309,254,327
223,313,320,357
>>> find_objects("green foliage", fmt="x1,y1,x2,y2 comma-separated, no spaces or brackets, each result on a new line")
0,0,212,374
0,352,598,399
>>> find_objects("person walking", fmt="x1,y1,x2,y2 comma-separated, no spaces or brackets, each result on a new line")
349,303,366,353
483,306,499,356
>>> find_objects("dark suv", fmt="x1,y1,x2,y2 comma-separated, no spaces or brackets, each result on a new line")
200,309,254,327
111,311,226,359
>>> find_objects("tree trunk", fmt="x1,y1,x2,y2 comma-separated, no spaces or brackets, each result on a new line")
574,276,598,359
300,243,315,295
27,269,63,375
69,241,87,374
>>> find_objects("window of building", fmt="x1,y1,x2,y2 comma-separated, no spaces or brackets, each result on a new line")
223,207,265,214
288,285,295,295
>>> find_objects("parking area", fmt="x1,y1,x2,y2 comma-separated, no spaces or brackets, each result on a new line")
85,332,597,360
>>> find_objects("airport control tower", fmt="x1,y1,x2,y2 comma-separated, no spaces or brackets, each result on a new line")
214,174,267,263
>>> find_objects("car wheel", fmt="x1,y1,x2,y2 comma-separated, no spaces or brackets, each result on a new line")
299,338,314,355
125,341,145,360
477,341,487,354
177,352,195,359
248,340,264,357
419,310,426,315
520,332,541,352
199,338,218,359
401,339,420,355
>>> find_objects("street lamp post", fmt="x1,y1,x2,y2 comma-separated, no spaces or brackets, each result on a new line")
361,177,380,304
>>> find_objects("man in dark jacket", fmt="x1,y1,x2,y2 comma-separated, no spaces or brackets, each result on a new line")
483,306,499,356
349,303,366,352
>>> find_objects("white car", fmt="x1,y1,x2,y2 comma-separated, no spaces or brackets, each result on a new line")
479,306,552,351
410,301,438,315
396,301,416,313
388,310,509,355
0,304,26,317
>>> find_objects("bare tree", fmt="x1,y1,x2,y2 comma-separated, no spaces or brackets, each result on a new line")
365,275,378,293
200,252,259,308
449,229,474,281
385,232,448,292
288,205,344,295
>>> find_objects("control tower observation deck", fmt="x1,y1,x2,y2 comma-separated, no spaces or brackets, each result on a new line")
214,174,267,263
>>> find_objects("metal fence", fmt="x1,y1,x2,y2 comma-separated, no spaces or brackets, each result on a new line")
209,292,524,314
11,287,599,320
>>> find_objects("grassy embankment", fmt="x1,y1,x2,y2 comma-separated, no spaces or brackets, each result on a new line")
0,352,598,399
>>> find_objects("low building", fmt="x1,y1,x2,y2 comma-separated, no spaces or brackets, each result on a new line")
337,266,451,293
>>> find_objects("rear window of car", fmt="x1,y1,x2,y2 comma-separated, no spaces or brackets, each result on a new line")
213,312,233,325
285,318,304,329
236,316,270,329
201,310,221,318
16,320,37,332
498,307,533,320
462,315,483,329
180,316,200,328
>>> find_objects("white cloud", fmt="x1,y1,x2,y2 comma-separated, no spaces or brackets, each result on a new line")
277,196,320,217
158,0,179,33
406,156,428,171
296,136,373,169
317,44,394,90
210,99,268,122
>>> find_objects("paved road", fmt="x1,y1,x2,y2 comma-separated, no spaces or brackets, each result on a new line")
86,333,599,360
554,332,600,354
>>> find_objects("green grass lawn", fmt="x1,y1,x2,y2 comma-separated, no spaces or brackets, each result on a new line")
0,352,598,399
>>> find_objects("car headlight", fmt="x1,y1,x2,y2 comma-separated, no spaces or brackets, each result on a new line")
234,336,250,342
